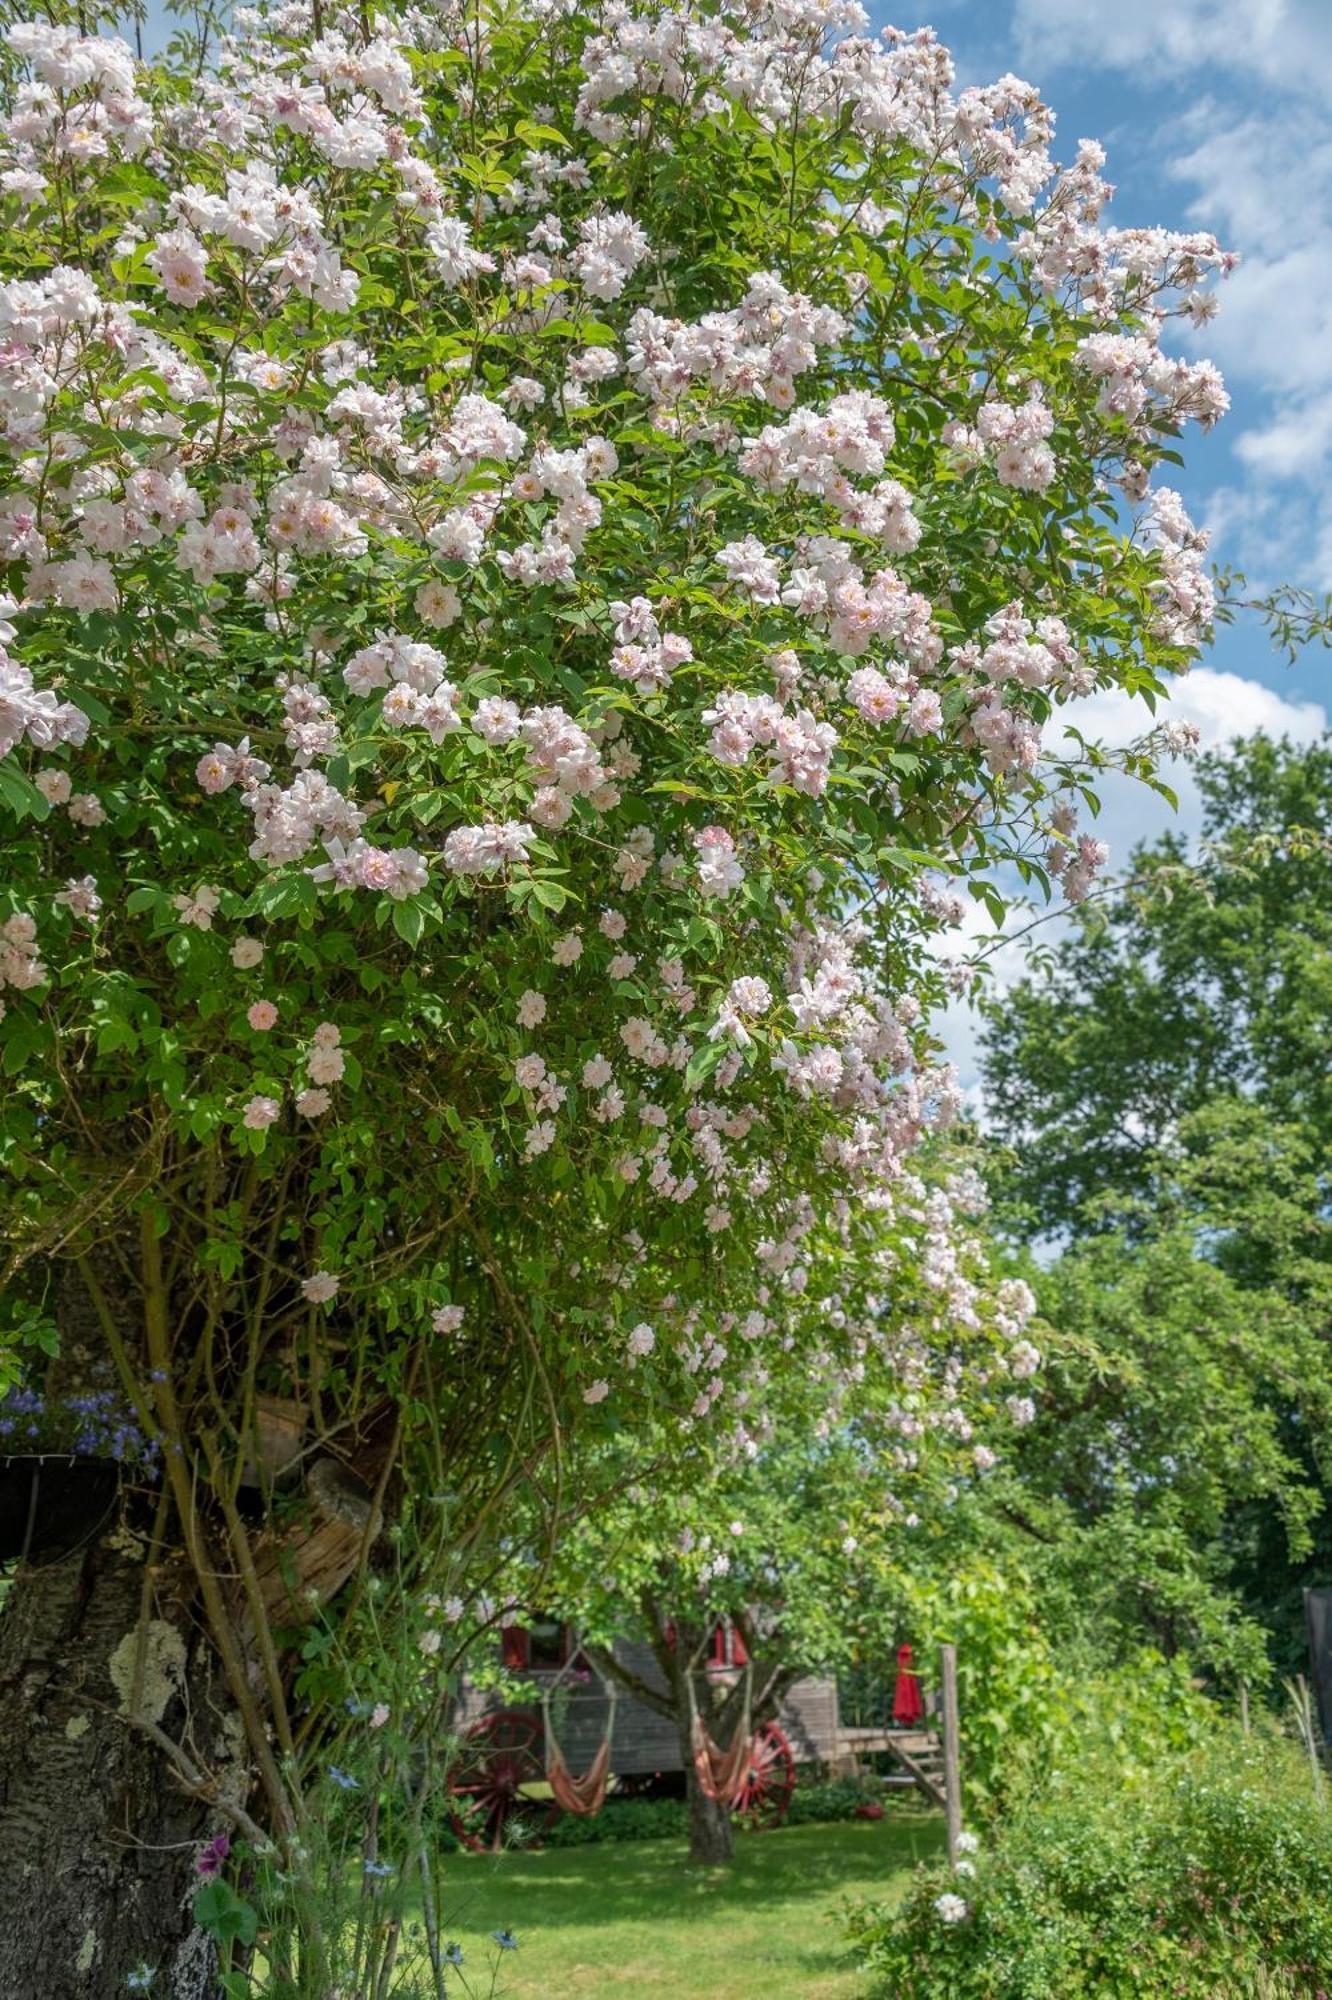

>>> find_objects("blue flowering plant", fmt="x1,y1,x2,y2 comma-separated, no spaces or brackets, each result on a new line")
0,1381,158,1472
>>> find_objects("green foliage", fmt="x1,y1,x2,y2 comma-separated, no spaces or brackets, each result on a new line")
784,1776,902,1828
881,1545,1211,1817
979,736,1332,1679
530,1794,687,1849
849,1728,1332,2000
193,1879,259,1950
982,734,1332,1231
452,1774,891,1850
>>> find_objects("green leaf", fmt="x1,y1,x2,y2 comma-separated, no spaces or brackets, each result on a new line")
194,1881,258,1947
0,766,50,822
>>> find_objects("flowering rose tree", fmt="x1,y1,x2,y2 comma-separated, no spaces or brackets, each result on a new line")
0,0,1227,1986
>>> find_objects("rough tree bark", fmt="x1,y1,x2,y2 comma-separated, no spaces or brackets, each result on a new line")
0,1240,400,1998
680,1728,735,1866
590,1604,750,1866
0,1253,252,1998
0,1521,240,1999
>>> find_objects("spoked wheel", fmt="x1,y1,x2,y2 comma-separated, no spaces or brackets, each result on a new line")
730,1721,796,1829
447,1710,552,1851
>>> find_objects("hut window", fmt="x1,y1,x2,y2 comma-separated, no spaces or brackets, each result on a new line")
500,1625,529,1669
527,1617,567,1669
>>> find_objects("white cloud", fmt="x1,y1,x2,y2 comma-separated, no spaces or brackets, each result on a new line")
1007,4,1332,589
1060,664,1326,860
1168,107,1332,390
1011,0,1332,97
934,669,1328,1101
1065,663,1326,755
1235,392,1332,482
1158,104,1332,586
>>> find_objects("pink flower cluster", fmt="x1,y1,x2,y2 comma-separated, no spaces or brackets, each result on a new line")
0,647,89,758
702,690,838,797
608,597,693,696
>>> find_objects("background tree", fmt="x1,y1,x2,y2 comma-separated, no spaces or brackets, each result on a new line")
536,1160,1040,1863
0,0,1229,1986
980,735,1332,1678
982,735,1332,1231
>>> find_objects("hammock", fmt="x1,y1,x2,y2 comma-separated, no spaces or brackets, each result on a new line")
541,1648,618,1818
686,1658,754,1804
547,1732,613,1816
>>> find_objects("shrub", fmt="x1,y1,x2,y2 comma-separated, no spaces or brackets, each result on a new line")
785,1775,901,1827
888,1554,1214,1817
538,1795,687,1848
432,1770,894,1850
847,1728,1332,2000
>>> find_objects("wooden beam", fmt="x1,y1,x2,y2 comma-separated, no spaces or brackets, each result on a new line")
881,1735,945,1808
940,1643,963,1866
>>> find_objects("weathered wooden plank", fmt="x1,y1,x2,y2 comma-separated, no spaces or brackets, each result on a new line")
453,1646,848,1775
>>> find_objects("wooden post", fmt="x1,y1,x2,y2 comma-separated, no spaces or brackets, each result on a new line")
940,1642,962,1866
1239,1680,1250,1736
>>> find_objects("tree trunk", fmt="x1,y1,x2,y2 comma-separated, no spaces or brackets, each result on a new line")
685,1765,735,1864
0,1510,246,1999
679,1701,734,1865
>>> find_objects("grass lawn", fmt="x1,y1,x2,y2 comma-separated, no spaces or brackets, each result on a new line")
440,1812,943,1997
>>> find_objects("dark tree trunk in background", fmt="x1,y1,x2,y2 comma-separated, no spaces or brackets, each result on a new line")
0,1507,241,1998
592,1612,741,1864
680,1729,734,1865
686,1776,735,1865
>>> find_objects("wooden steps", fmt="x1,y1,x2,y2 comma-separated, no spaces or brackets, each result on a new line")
880,1728,947,1808
831,1725,947,1808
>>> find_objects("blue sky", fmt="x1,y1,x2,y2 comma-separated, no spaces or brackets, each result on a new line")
916,0,1332,710
894,1,1332,1092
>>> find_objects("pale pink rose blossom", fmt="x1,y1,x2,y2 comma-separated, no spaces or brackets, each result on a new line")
517,989,547,1028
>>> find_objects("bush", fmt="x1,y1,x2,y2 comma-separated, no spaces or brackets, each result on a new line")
847,1728,1332,2000
785,1775,904,1826
434,1770,895,1850
885,1556,1214,1818
535,1772,895,1847
540,1795,687,1848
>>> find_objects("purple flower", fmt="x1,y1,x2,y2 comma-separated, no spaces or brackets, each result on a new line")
195,1834,230,1878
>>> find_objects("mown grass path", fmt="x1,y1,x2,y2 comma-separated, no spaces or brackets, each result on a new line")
441,1814,943,1997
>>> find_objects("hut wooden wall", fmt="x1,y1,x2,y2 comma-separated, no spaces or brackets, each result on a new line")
454,1637,842,1775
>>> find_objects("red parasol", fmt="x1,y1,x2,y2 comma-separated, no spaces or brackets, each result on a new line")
892,1641,924,1727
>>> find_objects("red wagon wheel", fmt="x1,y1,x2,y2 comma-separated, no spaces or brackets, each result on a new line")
730,1720,796,1829
446,1710,551,1851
